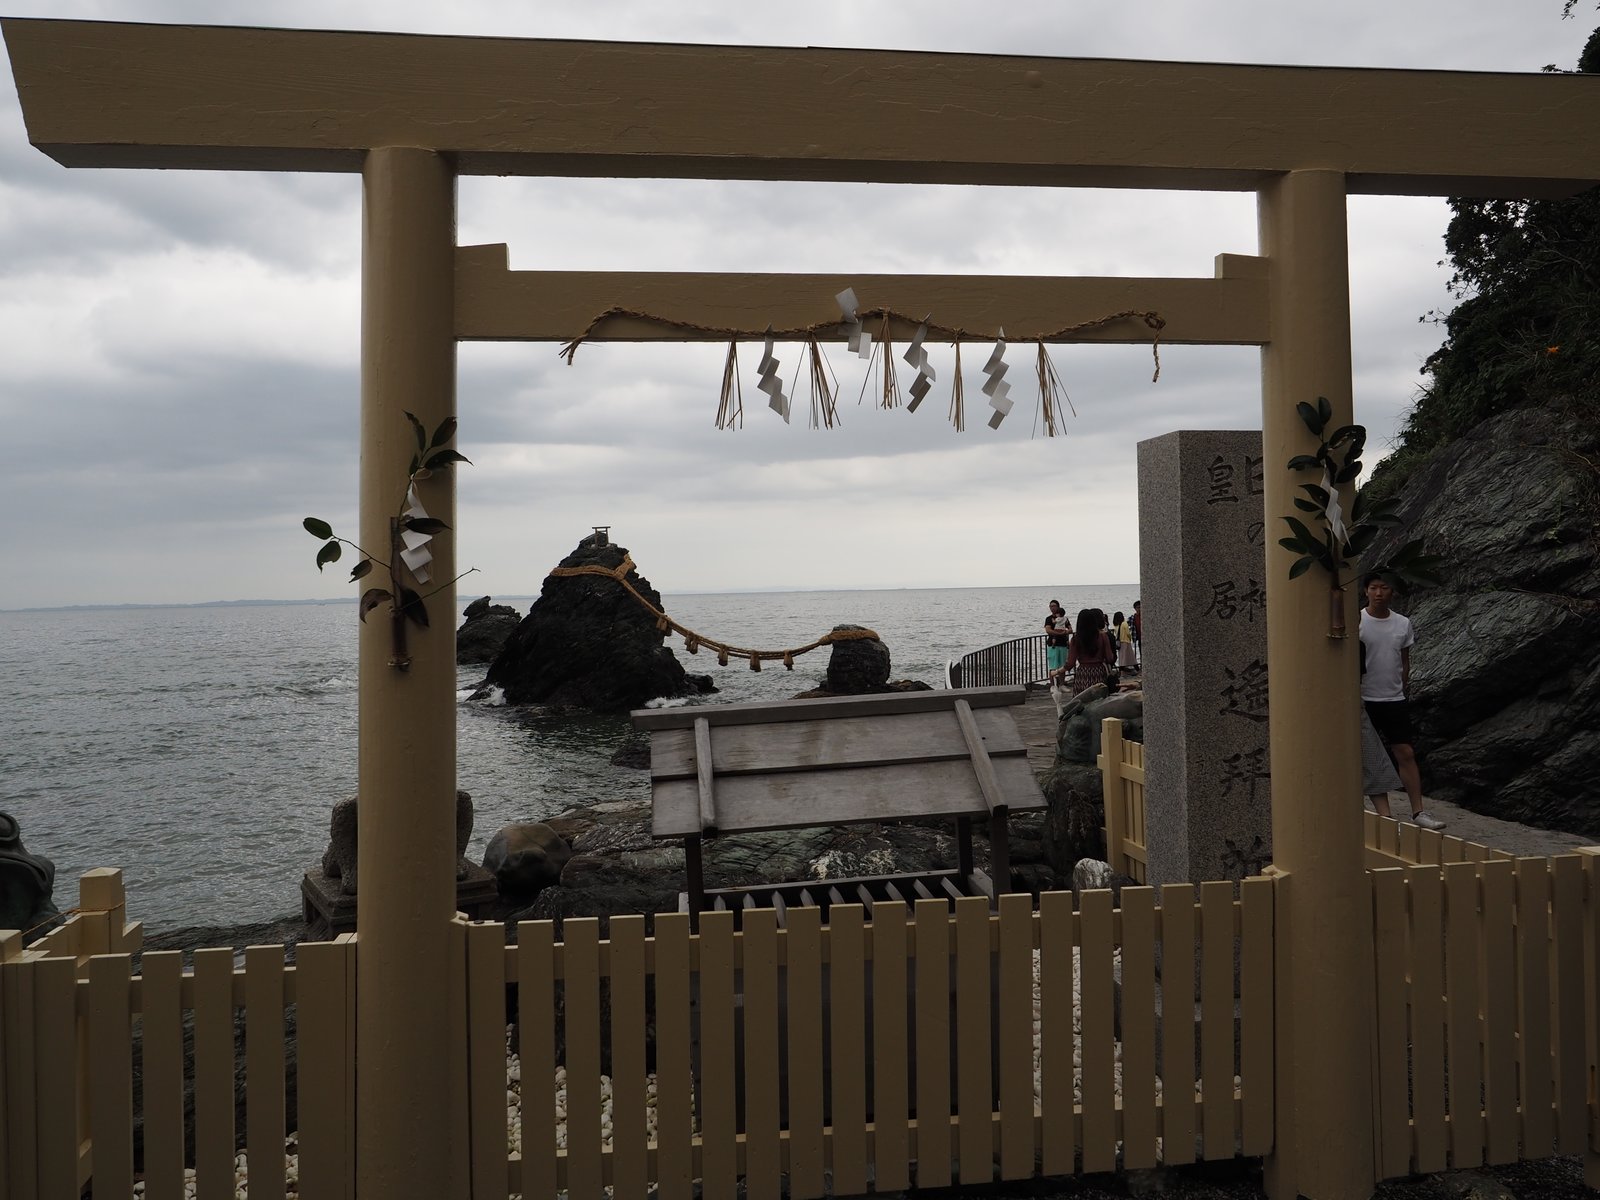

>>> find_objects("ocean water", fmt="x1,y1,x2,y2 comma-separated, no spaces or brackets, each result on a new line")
0,584,1136,929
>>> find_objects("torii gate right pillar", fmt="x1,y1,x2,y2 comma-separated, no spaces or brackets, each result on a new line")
1258,169,1377,1200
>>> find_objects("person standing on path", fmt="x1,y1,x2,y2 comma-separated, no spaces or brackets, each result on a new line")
1043,599,1072,686
1359,572,1445,830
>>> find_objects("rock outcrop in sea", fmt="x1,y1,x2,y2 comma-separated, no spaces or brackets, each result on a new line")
483,533,713,712
1365,396,1600,834
456,595,521,663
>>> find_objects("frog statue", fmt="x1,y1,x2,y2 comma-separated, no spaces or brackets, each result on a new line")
0,812,63,944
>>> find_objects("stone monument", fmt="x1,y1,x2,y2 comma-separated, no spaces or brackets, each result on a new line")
1137,430,1272,884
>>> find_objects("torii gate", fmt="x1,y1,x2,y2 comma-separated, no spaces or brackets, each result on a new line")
7,19,1600,1200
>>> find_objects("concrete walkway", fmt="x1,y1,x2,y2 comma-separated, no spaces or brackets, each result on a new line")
1010,685,1596,860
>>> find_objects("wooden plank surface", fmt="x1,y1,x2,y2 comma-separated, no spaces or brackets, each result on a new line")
1238,876,1274,1158
996,894,1035,1180
652,754,1042,837
870,901,911,1192
955,896,994,1185
88,954,135,1200
1080,889,1117,1173
1514,860,1554,1160
141,951,187,1200
466,924,508,1200
738,910,782,1200
913,899,953,1188
697,911,738,1200
296,940,352,1200
244,946,287,1200
1443,862,1484,1168
31,956,77,1200
515,923,559,1200
606,917,650,1200
1371,870,1412,1179
564,921,605,1199
652,914,695,1200
785,907,827,1200
651,706,1026,779
1550,855,1586,1153
1120,888,1159,1169
193,947,237,1200
1408,868,1448,1174
1480,860,1518,1164
829,905,869,1196
693,717,718,833
634,686,1025,730
1159,884,1197,1166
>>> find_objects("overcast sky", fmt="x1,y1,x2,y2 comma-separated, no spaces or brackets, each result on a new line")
0,2,1592,609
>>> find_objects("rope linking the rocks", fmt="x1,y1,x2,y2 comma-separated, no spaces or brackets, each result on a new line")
548,555,880,671
11,906,81,943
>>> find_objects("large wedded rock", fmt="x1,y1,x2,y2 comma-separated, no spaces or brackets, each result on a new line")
1364,399,1600,833
484,534,709,712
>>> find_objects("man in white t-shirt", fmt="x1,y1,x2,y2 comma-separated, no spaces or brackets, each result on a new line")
1359,572,1445,830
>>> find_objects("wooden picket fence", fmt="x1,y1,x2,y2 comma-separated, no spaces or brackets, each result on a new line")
2,876,1277,1200
1099,718,1148,882
1363,809,1522,871
1369,851,1600,1179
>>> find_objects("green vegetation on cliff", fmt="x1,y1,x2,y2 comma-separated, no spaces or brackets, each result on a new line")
1365,24,1600,503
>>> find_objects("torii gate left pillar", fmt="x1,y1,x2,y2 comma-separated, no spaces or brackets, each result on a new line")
355,146,460,1198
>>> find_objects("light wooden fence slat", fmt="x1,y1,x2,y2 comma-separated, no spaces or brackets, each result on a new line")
297,940,353,1200
1370,869,1411,1179
562,919,605,1200
0,946,36,1200
1239,876,1274,1157
913,898,952,1188
1515,860,1554,1160
1198,881,1235,1159
1418,828,1444,866
1550,855,1587,1153
466,923,508,1200
1080,889,1117,1173
697,910,739,1200
1585,854,1600,1153
139,951,186,1200
0,940,12,1200
192,947,237,1200
955,895,994,1185
738,909,782,1200
1407,867,1447,1173
1037,891,1074,1176
785,905,826,1200
828,904,869,1196
1443,862,1484,1169
1481,860,1518,1164
515,922,559,1200
996,893,1035,1180
1120,887,1159,1168
245,946,287,1200
1399,822,1421,866
32,956,77,1200
653,914,695,1200
1159,883,1197,1166
449,917,470,1200
606,916,650,1200
88,954,135,1200
870,901,911,1191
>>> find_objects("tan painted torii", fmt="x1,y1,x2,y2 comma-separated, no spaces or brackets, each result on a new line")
7,19,1600,1200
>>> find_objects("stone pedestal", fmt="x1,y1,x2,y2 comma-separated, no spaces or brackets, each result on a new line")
1137,430,1272,885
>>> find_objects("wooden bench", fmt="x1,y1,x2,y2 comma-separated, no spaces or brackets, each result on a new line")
632,685,1046,927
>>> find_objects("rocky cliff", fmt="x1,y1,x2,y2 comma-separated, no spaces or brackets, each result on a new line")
1365,396,1600,835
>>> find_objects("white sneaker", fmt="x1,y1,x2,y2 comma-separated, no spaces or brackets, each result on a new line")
1412,811,1447,831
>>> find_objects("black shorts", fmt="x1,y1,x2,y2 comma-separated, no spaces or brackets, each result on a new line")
1364,700,1414,746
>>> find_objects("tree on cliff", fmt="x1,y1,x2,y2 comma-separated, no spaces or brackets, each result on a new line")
1369,22,1600,496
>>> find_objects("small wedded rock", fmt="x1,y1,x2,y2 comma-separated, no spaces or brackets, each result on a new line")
824,625,892,693
457,596,522,664
483,823,572,896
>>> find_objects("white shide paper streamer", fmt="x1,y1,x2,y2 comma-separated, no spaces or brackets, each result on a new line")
982,329,1013,429
903,317,936,413
399,485,434,584
757,332,790,423
835,287,873,359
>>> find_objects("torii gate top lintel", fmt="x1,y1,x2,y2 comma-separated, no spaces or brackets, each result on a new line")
6,16,1600,198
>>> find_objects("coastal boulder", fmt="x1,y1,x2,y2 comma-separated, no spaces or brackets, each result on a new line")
484,533,710,712
1363,399,1600,833
483,822,571,896
457,596,521,664
322,790,475,895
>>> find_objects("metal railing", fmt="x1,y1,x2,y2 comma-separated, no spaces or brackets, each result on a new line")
945,634,1048,689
